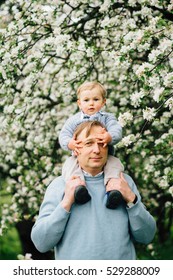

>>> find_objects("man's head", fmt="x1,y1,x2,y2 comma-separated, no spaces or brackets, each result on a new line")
76,81,107,116
74,121,108,176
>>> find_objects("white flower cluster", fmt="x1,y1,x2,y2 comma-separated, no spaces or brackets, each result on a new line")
121,134,136,147
118,112,133,127
130,90,145,107
143,107,156,121
17,253,32,260
135,63,153,77
165,97,173,110
169,186,173,196
99,0,112,13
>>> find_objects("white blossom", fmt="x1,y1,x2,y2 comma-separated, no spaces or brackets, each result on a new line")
165,97,173,110
130,91,144,107
118,112,133,127
153,87,164,102
169,186,173,196
17,253,33,260
121,134,136,147
99,0,112,13
135,63,153,77
163,72,173,87
143,107,156,121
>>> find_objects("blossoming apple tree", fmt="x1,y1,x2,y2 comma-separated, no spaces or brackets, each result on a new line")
0,0,172,257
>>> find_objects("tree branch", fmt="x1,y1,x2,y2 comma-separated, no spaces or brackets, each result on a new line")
149,5,173,22
111,2,173,22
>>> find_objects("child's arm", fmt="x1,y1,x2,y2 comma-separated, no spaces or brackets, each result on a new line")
104,113,122,144
68,137,82,154
59,114,80,151
95,113,122,147
95,128,112,147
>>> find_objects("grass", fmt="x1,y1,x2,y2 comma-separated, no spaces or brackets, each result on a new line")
0,178,22,260
0,226,22,260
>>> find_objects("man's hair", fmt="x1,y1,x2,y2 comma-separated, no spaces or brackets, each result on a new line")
74,121,106,140
77,81,107,99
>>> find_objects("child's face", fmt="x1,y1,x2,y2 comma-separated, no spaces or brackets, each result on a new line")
77,89,106,115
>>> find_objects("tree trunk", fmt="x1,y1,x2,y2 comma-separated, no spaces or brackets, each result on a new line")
16,220,54,260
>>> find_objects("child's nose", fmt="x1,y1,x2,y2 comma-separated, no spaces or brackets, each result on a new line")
89,99,94,105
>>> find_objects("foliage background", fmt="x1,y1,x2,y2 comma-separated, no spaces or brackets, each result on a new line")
0,0,173,259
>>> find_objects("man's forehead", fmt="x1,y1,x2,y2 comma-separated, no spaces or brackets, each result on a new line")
77,125,103,139
82,136,96,143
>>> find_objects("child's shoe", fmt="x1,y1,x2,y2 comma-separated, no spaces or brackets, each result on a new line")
106,190,123,209
74,185,91,204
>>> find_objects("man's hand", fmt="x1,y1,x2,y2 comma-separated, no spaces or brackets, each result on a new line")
95,128,112,147
61,176,86,211
68,137,83,154
106,172,136,203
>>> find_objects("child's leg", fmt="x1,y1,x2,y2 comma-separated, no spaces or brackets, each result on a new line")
62,156,91,204
103,155,124,186
104,155,124,209
62,155,85,183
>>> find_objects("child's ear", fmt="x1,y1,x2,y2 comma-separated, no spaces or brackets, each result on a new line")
77,99,81,108
103,98,106,106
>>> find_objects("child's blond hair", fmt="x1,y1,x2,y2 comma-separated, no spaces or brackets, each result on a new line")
77,81,107,99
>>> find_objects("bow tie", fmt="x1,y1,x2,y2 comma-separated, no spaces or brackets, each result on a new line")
83,114,90,119
82,112,101,120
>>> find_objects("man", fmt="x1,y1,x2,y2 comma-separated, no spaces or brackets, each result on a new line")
31,121,156,260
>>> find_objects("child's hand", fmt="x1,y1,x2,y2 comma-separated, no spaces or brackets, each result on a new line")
95,128,112,147
106,173,136,203
68,137,82,154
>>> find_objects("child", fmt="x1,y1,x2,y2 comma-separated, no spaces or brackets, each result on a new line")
59,81,124,209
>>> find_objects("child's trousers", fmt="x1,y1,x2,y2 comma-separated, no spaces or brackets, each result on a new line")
62,155,124,186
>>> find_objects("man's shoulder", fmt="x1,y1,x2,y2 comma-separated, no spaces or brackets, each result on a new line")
43,176,65,202
50,175,65,184
47,176,65,191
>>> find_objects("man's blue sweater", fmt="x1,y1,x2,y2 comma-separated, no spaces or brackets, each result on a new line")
31,173,156,260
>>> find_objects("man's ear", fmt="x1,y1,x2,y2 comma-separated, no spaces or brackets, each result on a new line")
73,150,78,156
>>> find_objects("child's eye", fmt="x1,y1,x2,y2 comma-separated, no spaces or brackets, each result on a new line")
94,98,99,101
